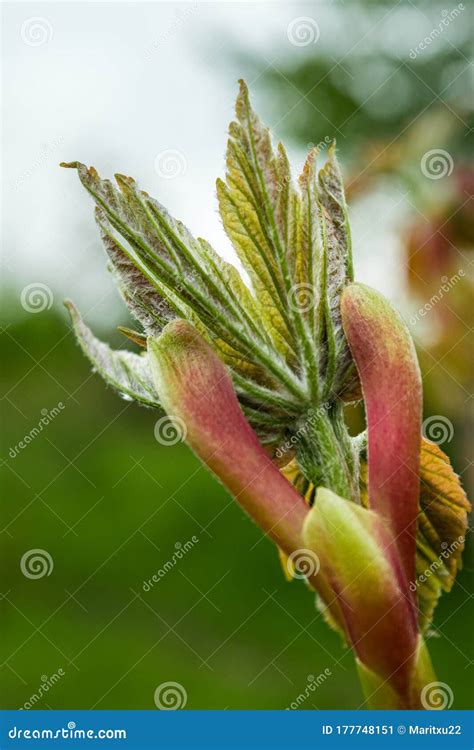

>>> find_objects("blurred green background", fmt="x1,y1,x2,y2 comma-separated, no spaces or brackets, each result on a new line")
1,0,473,710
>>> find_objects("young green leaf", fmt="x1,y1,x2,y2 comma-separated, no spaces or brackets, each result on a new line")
65,301,161,408
317,145,359,400
414,438,470,631
61,160,306,412
217,83,359,404
97,207,176,335
217,81,296,356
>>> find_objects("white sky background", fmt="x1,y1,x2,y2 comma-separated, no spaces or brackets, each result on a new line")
2,0,447,326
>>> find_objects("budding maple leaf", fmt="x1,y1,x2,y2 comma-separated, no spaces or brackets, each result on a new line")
63,81,470,709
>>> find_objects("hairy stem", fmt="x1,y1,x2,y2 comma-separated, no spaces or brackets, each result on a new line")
296,406,358,500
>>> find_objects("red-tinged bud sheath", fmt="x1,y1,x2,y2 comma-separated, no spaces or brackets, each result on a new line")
304,489,419,704
148,321,309,557
341,283,422,591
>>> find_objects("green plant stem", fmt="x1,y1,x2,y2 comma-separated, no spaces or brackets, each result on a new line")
296,405,358,500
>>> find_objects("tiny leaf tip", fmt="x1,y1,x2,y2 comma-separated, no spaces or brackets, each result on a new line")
63,298,77,317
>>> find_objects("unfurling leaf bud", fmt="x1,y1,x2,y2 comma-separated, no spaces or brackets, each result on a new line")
148,320,309,556
341,283,422,589
303,488,419,704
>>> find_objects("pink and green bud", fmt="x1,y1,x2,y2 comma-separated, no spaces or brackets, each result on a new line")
148,320,309,557
303,488,419,704
149,319,349,632
341,283,422,589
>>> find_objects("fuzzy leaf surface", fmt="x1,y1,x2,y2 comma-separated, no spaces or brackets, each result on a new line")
65,301,161,408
